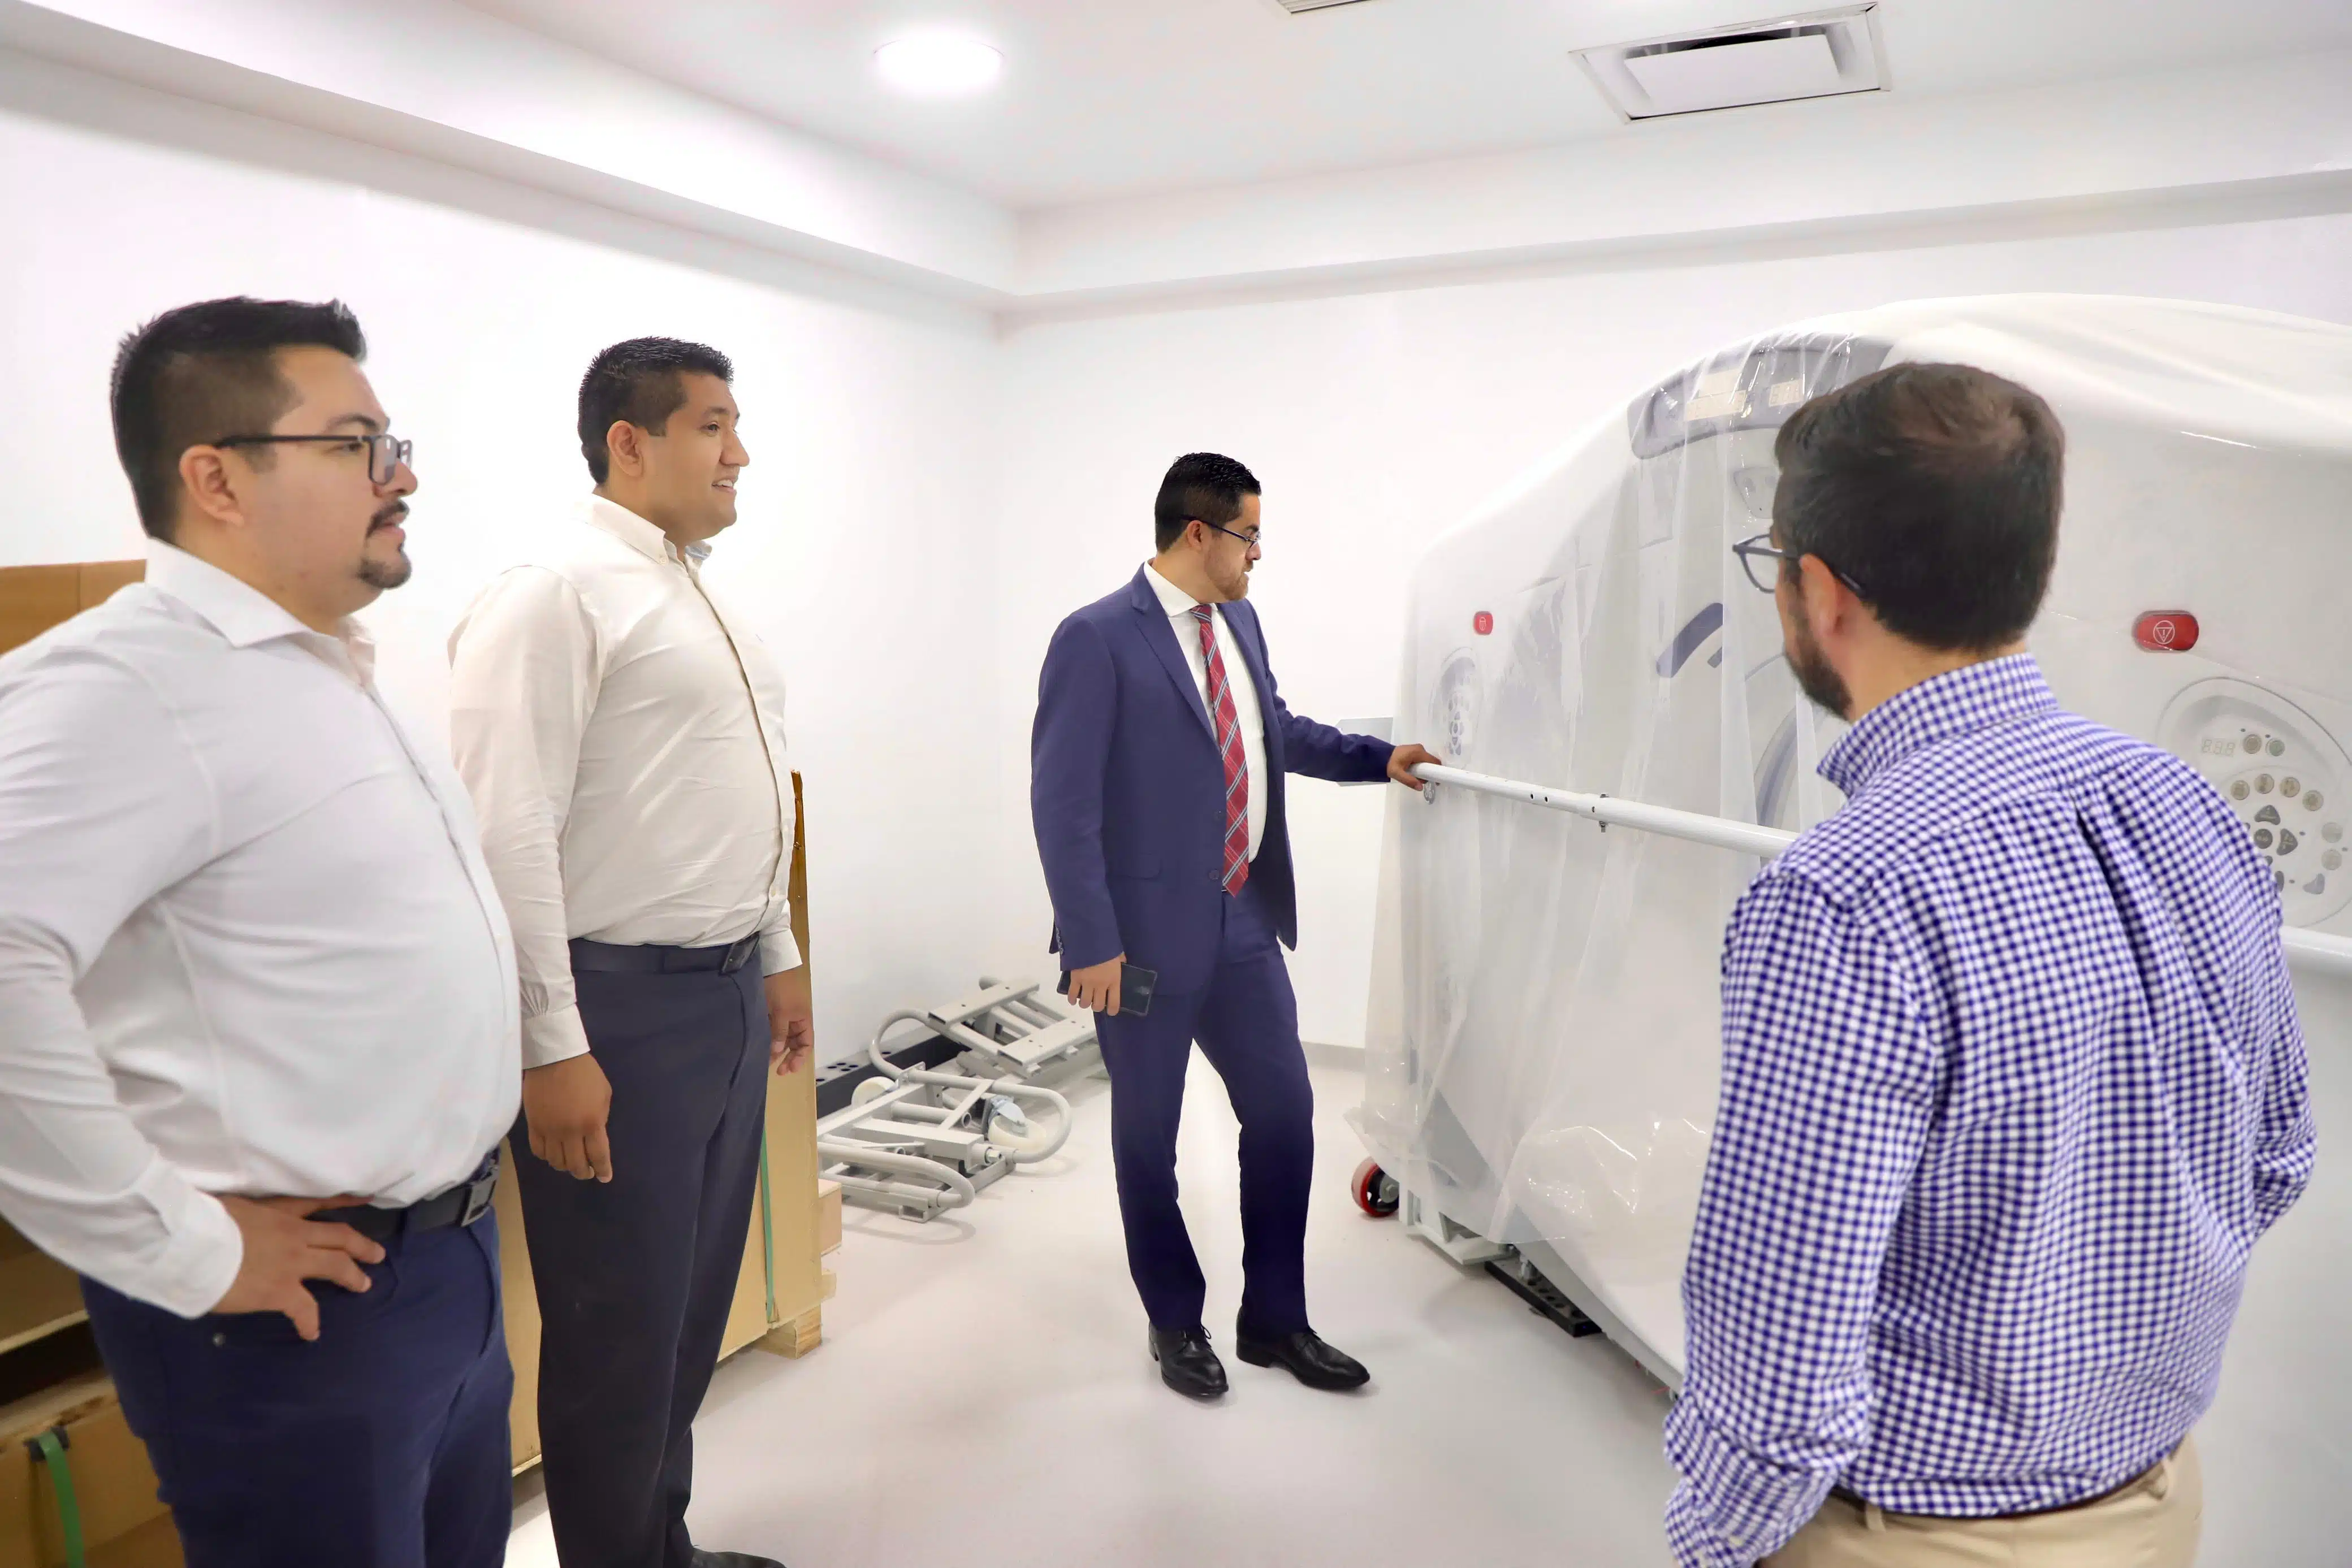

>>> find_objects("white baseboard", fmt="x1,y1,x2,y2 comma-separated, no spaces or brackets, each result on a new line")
1303,1039,1368,1071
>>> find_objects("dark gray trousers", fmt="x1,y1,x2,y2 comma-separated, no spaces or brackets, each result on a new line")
515,942,769,1568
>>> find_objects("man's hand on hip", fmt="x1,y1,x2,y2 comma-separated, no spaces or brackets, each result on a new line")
1068,954,1126,1016
766,965,815,1076
1387,742,1442,791
211,1194,384,1341
523,1053,614,1183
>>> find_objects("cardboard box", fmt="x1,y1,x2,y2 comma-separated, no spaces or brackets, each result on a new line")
0,1374,177,1568
818,1181,842,1257
0,562,143,658
0,568,80,660
0,1232,85,1362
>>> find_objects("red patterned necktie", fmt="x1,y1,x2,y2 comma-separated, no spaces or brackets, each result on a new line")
1191,604,1250,895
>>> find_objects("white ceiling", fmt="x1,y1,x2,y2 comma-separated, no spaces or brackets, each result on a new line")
461,0,2352,210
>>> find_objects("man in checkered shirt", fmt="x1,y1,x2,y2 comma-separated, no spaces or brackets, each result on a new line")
1665,362,2317,1567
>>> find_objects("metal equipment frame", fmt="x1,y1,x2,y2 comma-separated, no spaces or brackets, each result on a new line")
816,980,1096,1222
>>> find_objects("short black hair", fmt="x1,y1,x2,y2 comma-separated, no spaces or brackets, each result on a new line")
109,297,368,540
577,337,734,483
1154,452,1260,552
1774,362,2065,651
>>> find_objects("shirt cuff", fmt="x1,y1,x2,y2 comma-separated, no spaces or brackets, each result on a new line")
522,1003,594,1069
760,929,803,976
1664,1481,1765,1568
144,1177,245,1320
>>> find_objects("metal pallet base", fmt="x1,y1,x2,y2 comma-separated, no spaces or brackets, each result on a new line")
1484,1254,1601,1339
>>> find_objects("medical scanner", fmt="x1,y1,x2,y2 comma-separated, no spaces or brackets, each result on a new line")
1355,298,2352,1456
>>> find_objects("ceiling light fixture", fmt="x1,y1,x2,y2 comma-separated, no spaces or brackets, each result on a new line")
874,34,1004,97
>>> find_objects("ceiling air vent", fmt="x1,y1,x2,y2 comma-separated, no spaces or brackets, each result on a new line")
1576,5,1888,121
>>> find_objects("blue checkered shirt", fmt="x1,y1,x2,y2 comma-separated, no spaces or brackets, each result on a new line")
1663,656,2316,1567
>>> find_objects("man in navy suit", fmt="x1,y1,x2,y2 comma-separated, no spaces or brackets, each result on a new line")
1031,452,1438,1400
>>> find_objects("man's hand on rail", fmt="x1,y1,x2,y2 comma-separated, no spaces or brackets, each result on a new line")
1069,955,1126,1016
1388,743,1442,791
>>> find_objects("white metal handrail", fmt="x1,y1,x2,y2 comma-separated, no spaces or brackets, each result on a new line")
1411,761,2352,980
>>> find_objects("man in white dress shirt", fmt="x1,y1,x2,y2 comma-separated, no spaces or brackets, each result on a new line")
0,297,520,1567
448,338,809,1568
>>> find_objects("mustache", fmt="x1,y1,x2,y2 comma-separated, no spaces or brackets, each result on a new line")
369,501,409,532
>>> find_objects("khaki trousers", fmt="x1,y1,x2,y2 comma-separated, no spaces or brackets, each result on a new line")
1766,1435,2202,1568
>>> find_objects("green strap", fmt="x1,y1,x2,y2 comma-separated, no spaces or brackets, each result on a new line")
756,1131,777,1326
32,1428,87,1568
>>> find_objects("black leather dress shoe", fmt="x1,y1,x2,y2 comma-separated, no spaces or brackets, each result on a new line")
1149,1325,1229,1400
690,1551,785,1568
1235,1328,1370,1391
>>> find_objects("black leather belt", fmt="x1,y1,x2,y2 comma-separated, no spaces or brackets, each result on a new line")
569,935,762,975
316,1151,500,1244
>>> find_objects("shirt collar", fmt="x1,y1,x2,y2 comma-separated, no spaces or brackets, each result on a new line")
142,538,377,682
1144,561,1206,619
582,495,705,568
1819,653,2059,797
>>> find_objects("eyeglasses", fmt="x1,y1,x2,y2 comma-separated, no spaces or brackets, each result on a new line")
1732,532,1866,598
211,432,413,486
1194,519,1263,550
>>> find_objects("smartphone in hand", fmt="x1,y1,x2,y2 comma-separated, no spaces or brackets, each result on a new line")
1060,962,1159,1017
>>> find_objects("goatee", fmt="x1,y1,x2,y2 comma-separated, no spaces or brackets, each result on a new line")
358,552,412,591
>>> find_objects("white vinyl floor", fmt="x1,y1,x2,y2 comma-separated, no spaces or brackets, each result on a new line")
505,1056,1682,1568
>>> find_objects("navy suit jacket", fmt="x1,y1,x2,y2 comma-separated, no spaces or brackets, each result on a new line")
1031,567,1391,995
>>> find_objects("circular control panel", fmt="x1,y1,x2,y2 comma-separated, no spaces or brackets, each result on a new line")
2159,679,2352,925
1432,649,1483,764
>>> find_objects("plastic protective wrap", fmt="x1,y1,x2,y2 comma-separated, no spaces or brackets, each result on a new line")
1357,296,2352,1379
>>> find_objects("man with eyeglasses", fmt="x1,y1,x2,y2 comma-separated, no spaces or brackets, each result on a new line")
1031,451,1439,1400
0,297,520,1567
1665,363,2314,1567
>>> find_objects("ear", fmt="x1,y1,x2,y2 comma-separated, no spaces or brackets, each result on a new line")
177,445,246,531
604,420,647,479
1793,553,1852,642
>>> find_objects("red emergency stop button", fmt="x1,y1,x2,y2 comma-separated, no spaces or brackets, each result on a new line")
1473,612,1494,635
2133,612,2198,652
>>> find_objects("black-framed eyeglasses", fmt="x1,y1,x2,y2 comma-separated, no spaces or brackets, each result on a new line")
1732,532,1866,598
212,432,413,486
1192,518,1263,551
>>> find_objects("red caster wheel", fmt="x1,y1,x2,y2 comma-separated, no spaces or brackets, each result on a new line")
1352,1157,1400,1218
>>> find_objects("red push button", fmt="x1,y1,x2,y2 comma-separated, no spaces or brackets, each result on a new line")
2133,612,2198,652
1473,612,1494,636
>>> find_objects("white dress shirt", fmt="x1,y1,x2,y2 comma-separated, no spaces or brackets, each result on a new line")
0,543,521,1318
1144,562,1269,861
448,496,799,1070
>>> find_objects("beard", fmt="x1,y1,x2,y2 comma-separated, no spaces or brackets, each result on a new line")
1785,612,1852,720
359,503,413,591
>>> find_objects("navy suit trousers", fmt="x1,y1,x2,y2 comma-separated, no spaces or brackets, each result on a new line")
1094,879,1317,1339
83,1212,511,1568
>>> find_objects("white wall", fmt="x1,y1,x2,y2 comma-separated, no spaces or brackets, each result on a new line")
0,83,1040,1062
997,209,2352,1049
8,44,2352,1064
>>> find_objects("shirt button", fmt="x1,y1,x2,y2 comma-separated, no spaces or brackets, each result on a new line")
211,1332,227,1348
